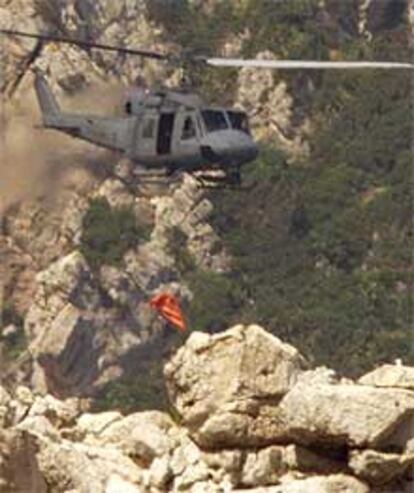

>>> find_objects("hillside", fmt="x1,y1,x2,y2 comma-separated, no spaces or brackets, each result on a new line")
0,0,412,418
0,324,413,493
148,0,413,376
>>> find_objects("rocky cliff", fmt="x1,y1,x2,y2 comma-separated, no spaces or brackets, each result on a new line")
0,0,231,397
0,324,413,493
1,0,410,397
0,4,412,491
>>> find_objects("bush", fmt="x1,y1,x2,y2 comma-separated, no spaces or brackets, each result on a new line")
93,369,169,414
187,270,244,333
207,42,412,375
80,198,151,270
166,227,196,275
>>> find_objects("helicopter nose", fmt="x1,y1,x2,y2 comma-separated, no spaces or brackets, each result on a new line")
201,131,258,165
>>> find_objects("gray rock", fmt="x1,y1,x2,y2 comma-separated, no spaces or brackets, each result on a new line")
165,324,307,449
359,364,414,390
349,449,414,485
100,411,175,462
233,474,369,492
279,382,414,448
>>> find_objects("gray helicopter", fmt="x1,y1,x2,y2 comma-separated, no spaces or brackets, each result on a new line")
1,29,413,188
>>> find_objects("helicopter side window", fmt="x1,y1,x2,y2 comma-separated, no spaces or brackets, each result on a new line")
142,119,156,139
182,116,196,140
201,110,228,133
227,111,250,134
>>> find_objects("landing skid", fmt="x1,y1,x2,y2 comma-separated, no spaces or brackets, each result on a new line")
192,169,255,191
105,166,254,194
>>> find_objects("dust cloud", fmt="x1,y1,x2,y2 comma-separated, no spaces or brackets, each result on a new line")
0,76,126,217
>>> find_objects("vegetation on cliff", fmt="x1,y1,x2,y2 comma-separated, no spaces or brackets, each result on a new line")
80,198,151,270
146,0,412,376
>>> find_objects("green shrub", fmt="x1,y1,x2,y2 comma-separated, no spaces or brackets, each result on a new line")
80,198,151,270
166,227,196,275
187,270,244,333
92,344,174,414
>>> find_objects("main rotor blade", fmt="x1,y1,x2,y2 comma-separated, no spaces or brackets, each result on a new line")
0,29,169,60
206,58,414,70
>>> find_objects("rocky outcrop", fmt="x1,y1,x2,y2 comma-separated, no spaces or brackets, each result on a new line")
0,325,413,492
278,380,414,449
16,168,228,396
359,364,414,390
164,325,307,449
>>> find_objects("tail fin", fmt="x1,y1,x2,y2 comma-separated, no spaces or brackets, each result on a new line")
34,71,60,125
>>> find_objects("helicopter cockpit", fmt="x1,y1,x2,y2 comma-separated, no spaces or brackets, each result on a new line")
200,109,250,135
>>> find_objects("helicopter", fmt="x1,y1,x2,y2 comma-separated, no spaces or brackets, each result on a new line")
0,28,412,189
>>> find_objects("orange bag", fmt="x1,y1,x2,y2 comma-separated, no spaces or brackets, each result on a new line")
150,293,187,332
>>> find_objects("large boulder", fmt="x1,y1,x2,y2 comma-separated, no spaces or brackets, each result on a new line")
164,324,307,448
279,381,414,449
359,364,414,390
96,411,176,464
240,444,345,487
36,439,143,493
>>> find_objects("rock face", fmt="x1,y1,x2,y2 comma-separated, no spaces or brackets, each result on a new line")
279,381,414,448
0,0,229,399
0,325,412,492
359,364,414,390
164,324,307,448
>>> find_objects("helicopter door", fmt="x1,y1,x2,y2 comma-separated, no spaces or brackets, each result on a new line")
157,113,175,155
174,112,200,165
139,115,158,156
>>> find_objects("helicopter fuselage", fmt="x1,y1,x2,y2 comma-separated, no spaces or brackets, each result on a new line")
124,106,258,172
34,72,258,179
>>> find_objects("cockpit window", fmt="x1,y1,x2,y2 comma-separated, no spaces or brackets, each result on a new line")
227,111,250,134
201,110,228,133
182,116,196,140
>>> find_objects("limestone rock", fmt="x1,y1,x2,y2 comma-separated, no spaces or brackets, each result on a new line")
29,394,81,426
173,461,210,491
359,364,414,390
37,440,143,493
99,411,175,462
349,449,414,485
240,443,345,488
147,456,172,489
201,449,243,485
170,433,202,476
76,411,123,438
17,414,60,443
29,304,101,396
105,474,143,493
241,446,285,487
282,444,344,475
0,429,47,493
233,474,369,492
165,324,307,448
295,367,339,386
279,382,414,448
